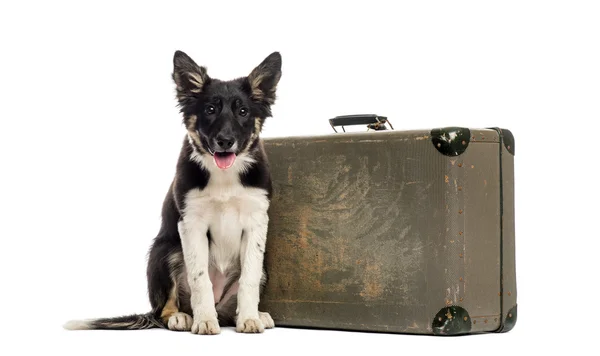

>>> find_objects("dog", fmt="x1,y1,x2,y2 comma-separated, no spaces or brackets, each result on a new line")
64,50,282,334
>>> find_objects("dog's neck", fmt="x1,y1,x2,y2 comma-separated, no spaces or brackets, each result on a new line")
187,141,260,202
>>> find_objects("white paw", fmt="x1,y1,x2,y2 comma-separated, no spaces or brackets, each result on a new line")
259,312,275,329
191,318,221,335
236,317,265,333
167,312,193,331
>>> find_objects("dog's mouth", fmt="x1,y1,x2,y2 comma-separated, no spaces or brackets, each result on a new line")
213,151,236,170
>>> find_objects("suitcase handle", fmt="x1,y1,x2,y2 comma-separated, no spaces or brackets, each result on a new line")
329,114,394,133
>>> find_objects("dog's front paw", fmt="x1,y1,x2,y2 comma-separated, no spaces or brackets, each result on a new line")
236,316,265,333
191,318,221,335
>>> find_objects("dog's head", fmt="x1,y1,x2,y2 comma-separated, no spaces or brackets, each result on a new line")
172,50,281,170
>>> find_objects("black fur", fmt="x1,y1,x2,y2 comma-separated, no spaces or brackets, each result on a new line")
68,50,281,331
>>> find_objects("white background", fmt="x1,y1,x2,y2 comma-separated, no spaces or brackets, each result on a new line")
1,0,598,354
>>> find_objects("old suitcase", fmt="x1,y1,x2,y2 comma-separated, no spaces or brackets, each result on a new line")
259,119,516,336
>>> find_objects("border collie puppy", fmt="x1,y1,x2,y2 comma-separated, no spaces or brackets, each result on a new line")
64,50,282,334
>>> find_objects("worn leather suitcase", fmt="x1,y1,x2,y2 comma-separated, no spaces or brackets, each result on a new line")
259,118,516,336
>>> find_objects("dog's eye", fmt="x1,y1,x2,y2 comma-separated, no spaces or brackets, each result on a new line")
239,107,248,117
205,105,216,115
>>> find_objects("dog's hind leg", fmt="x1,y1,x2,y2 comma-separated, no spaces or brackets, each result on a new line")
147,238,193,331
215,282,274,330
163,284,192,331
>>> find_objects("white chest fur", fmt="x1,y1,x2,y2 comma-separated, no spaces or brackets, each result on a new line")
183,184,269,274
182,152,270,275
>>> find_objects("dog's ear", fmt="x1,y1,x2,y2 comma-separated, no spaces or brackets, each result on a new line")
172,50,209,103
248,52,282,105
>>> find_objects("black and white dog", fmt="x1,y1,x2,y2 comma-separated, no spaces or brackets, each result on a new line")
64,50,282,334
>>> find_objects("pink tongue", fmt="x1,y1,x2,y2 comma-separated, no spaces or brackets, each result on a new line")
214,153,236,169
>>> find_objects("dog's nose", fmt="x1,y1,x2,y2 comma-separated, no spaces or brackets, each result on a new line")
216,135,235,150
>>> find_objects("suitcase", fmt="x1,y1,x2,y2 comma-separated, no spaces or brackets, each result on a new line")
259,116,517,336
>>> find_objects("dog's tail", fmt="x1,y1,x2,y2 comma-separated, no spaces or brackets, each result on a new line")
63,312,162,331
